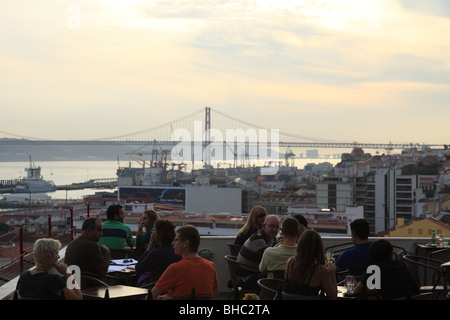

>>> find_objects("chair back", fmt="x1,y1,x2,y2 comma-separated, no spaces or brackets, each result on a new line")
402,255,444,299
227,243,242,256
430,248,450,262
324,242,354,261
257,278,285,300
80,274,110,289
224,255,241,300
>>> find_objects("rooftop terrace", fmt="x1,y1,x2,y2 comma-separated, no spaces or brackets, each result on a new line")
0,234,443,301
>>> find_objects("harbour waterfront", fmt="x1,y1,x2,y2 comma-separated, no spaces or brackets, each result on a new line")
0,158,342,201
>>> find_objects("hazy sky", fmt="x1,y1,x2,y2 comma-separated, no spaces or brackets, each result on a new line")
1,0,449,145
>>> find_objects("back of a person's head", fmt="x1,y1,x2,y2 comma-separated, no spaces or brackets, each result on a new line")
350,219,370,239
106,204,122,220
177,224,200,253
294,215,308,229
155,219,176,245
296,229,325,264
370,239,393,263
34,238,61,265
82,217,99,231
281,217,300,238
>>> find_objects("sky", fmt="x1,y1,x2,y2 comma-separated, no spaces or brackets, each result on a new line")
1,0,449,145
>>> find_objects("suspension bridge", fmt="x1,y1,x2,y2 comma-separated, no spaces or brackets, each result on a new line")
0,107,439,152
0,107,447,168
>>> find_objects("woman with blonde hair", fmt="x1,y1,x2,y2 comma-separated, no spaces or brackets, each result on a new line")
284,229,337,300
17,238,82,300
234,206,267,246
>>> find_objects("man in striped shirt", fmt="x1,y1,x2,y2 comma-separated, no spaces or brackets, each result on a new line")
98,204,135,249
236,214,280,289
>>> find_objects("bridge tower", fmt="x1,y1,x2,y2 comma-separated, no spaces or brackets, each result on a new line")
204,107,211,167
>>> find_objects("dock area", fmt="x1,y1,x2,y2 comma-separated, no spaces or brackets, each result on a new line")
56,178,117,191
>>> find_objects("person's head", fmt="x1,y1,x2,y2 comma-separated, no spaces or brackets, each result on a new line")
142,209,160,229
295,229,325,266
81,217,103,242
262,214,280,241
106,204,124,222
33,238,62,268
249,206,267,229
294,215,308,229
370,239,393,263
350,219,370,242
173,225,200,256
238,205,267,237
281,217,302,239
154,219,176,245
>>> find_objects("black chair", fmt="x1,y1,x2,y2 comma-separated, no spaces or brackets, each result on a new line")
391,245,410,260
80,274,110,289
80,271,118,288
257,278,285,300
324,242,354,261
227,243,242,256
402,255,446,300
224,255,258,300
336,269,350,285
430,248,450,262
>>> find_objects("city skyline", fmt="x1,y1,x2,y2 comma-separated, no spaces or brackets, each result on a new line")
1,1,449,145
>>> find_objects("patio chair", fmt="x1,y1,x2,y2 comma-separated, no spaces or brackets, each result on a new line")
224,255,258,300
227,243,242,256
257,278,285,300
402,255,446,300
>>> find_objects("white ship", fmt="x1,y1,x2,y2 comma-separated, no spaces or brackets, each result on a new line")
12,161,56,194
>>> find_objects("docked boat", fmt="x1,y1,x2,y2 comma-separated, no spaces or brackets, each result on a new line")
1,161,57,194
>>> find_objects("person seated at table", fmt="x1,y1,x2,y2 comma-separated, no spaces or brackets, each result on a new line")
259,217,304,279
151,225,219,300
65,217,111,276
135,209,160,254
236,215,280,289
17,238,82,300
98,204,134,249
354,239,419,300
335,219,374,276
284,229,337,300
135,219,181,287
234,206,267,246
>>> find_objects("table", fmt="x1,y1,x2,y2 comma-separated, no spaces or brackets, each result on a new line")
82,285,149,300
415,243,443,257
108,259,137,285
337,286,358,300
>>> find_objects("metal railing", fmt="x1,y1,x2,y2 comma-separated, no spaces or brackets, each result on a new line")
0,208,76,286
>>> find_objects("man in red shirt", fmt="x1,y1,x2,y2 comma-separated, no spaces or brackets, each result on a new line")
151,225,219,299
